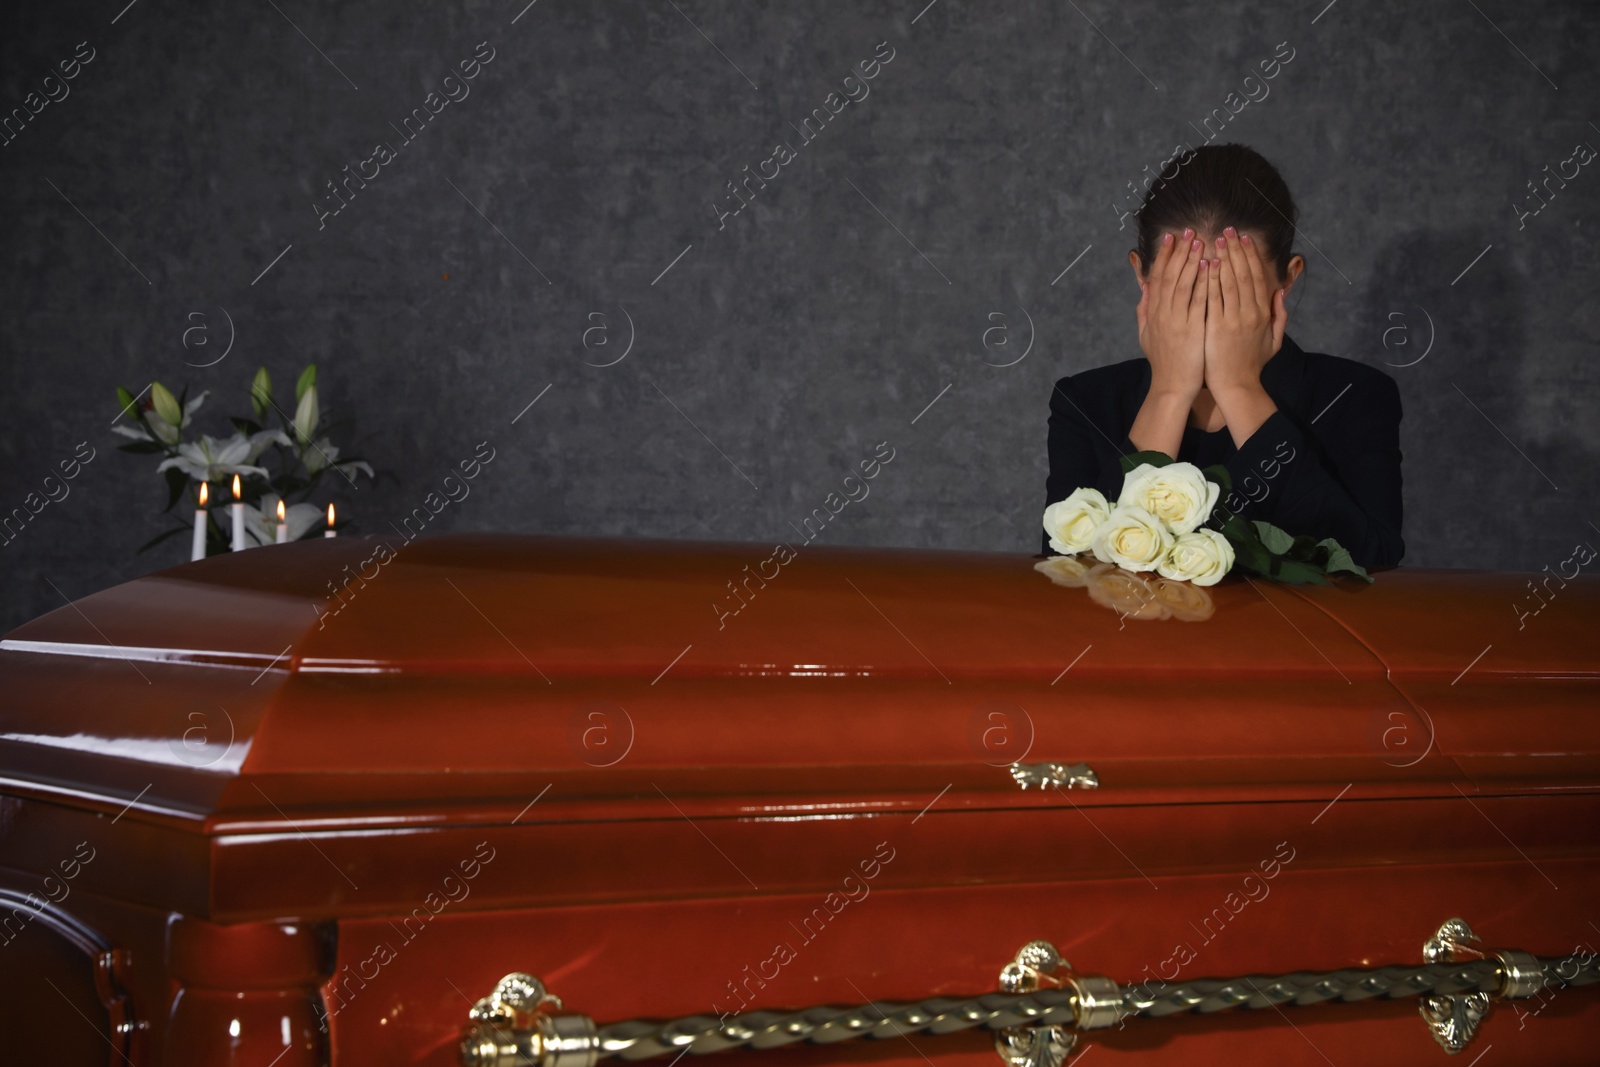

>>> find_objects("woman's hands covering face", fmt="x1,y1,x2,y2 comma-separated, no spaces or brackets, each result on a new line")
1202,227,1288,392
1136,226,1291,397
1134,228,1207,399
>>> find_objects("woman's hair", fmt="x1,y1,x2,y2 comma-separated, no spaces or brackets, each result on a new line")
1134,143,1298,281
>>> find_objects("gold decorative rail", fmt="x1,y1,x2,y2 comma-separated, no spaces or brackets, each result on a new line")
459,919,1597,1066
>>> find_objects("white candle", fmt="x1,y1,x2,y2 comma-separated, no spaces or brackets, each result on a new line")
230,474,247,551
324,502,337,538
191,482,210,562
275,499,289,544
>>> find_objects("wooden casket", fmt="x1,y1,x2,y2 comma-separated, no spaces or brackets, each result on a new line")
2,533,1598,1067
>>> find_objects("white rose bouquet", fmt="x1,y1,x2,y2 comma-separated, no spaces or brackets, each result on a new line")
1042,450,1372,586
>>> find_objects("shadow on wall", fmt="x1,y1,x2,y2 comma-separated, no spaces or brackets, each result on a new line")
1349,227,1572,572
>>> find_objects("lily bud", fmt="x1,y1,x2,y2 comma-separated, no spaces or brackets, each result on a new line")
151,382,182,427
293,386,320,445
250,366,272,420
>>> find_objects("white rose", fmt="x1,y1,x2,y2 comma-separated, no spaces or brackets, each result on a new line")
1089,504,1173,572
1042,487,1110,555
1156,528,1235,587
1118,462,1220,535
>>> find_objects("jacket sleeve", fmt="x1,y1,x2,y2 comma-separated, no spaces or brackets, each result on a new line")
1042,376,1136,555
1210,372,1405,568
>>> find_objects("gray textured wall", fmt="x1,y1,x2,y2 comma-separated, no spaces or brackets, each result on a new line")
2,0,1597,634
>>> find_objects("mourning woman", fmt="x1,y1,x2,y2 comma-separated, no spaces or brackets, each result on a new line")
1041,143,1404,568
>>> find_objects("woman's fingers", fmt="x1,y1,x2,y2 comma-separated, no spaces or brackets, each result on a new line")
1201,251,1219,317
1216,232,1242,314
1147,230,1176,298
1158,229,1194,309
1172,236,1203,316
1159,229,1179,274
1236,230,1270,317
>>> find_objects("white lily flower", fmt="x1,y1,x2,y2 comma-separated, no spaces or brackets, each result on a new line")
300,437,373,480
113,422,163,444
182,390,209,422
302,436,331,475
114,415,182,446
241,494,325,546
155,432,269,483
244,427,292,462
335,457,375,479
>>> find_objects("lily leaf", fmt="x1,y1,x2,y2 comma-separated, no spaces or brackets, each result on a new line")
1119,449,1173,475
231,415,263,436
115,385,140,421
138,524,191,553
163,467,189,513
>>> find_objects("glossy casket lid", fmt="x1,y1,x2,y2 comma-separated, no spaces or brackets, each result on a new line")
1,533,1597,828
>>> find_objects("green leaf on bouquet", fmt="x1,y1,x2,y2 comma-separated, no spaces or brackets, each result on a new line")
1267,557,1329,585
1233,542,1274,577
1222,513,1262,547
1119,449,1173,475
1252,520,1296,555
1201,463,1232,494
1317,537,1374,582
1221,514,1272,575
1287,533,1322,562
231,415,263,436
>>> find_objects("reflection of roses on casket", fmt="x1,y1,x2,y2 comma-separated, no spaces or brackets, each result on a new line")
1032,554,1101,587
1042,452,1372,587
1033,557,1215,622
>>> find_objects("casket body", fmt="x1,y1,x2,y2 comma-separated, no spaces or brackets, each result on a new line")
1,533,1597,1066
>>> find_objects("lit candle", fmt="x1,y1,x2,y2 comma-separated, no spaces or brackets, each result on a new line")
325,502,337,538
191,482,209,562
230,475,247,551
274,498,289,544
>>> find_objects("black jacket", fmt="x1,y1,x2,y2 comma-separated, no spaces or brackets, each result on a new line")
1042,333,1405,567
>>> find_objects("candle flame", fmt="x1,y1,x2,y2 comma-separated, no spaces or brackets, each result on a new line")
277,499,287,521
327,502,336,526
198,482,209,506
232,474,242,500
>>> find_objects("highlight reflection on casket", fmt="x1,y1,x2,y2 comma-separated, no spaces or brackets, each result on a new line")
1,533,1597,1066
